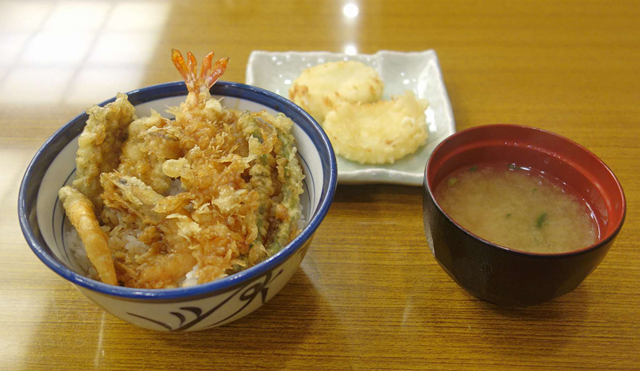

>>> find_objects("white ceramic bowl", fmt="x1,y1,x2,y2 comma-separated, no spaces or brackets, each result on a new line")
19,81,337,331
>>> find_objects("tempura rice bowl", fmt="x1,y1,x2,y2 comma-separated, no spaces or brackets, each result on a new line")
19,81,337,331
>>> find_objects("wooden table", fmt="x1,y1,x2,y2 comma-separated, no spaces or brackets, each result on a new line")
1,1,639,369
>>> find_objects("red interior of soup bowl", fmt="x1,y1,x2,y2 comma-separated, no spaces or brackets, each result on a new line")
427,124,626,251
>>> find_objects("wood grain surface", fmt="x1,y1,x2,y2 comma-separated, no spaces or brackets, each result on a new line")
1,0,639,370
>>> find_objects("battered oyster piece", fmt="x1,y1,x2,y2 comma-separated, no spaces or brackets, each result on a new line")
289,61,383,123
323,91,429,164
73,93,136,212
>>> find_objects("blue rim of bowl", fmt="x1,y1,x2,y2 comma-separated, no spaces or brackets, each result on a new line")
18,81,337,301
424,123,626,259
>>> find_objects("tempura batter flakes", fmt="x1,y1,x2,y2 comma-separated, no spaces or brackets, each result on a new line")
289,61,383,123
323,91,429,164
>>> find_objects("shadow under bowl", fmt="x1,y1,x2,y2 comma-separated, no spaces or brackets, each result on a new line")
422,124,626,305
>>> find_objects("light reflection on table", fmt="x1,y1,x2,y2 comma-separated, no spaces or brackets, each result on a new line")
0,1,170,106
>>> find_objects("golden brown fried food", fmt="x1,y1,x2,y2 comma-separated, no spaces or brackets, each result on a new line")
99,171,198,288
119,251,198,289
117,110,182,195
59,186,118,285
101,171,165,225
73,93,136,212
61,49,305,289
289,61,384,122
323,91,429,164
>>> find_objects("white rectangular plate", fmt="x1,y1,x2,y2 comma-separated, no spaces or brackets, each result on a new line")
246,50,455,186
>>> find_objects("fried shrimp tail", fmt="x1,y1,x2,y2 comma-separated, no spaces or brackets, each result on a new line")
171,48,229,102
59,186,118,285
200,52,229,89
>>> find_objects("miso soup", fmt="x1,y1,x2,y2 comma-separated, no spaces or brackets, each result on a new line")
435,163,598,253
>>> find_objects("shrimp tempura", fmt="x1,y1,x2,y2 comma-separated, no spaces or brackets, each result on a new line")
59,186,118,285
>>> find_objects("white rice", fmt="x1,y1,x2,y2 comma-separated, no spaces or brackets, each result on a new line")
178,265,199,288
123,233,149,256
297,203,307,230
65,226,99,280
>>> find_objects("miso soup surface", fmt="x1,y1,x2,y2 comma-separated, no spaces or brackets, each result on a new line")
435,164,598,253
